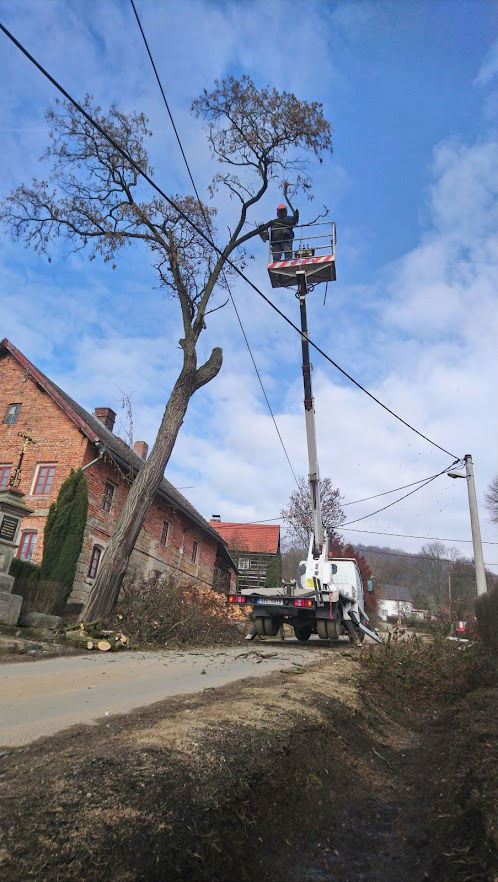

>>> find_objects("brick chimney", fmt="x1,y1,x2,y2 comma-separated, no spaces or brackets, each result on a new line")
211,514,221,522
94,407,116,432
134,441,149,460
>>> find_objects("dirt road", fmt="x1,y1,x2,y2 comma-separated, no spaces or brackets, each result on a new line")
0,641,495,882
0,640,328,746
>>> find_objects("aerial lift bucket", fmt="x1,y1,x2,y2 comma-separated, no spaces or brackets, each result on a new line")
267,221,337,289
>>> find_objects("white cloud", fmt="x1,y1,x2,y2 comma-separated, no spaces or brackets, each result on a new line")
0,0,496,573
475,38,498,86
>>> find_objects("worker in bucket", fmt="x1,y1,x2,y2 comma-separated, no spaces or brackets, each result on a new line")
260,201,299,261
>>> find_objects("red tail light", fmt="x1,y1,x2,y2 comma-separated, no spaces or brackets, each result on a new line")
294,598,313,608
228,594,247,604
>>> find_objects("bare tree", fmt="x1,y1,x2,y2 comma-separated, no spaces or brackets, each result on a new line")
485,475,498,524
281,476,345,550
416,541,448,609
1,78,332,619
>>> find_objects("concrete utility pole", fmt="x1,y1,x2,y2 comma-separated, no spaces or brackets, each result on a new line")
464,454,487,597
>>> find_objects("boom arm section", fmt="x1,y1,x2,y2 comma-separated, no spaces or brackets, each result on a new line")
297,271,323,558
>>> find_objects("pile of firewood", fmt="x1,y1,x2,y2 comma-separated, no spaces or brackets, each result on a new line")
65,621,129,652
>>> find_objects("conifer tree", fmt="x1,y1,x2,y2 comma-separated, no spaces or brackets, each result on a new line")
40,469,88,595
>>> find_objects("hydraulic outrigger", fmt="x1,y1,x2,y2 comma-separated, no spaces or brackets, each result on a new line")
228,220,382,645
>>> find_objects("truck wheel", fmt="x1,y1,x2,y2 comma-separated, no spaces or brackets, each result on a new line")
255,617,279,637
294,625,311,642
317,620,329,640
327,608,342,642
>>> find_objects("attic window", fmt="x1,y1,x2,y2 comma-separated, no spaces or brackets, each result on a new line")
4,403,21,425
160,521,170,546
238,558,250,571
191,540,199,563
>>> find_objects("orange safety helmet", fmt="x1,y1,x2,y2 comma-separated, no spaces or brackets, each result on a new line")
276,203,287,216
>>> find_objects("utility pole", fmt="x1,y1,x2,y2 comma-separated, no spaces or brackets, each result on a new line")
448,454,487,597
464,454,487,597
448,573,452,631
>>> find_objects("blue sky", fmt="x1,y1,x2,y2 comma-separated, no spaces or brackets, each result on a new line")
1,0,497,569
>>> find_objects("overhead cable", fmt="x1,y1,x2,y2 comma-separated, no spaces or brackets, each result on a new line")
131,0,299,485
355,547,498,567
0,21,458,460
334,464,458,528
336,526,498,545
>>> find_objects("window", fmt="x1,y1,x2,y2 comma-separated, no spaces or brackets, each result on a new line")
17,531,37,561
101,481,115,512
238,558,250,571
0,465,11,489
4,403,21,425
33,465,56,495
191,540,199,563
87,545,102,579
160,521,170,546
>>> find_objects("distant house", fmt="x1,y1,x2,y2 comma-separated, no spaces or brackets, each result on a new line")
377,584,414,621
209,520,281,590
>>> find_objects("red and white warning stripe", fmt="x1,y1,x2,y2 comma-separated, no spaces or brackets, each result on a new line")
268,255,335,269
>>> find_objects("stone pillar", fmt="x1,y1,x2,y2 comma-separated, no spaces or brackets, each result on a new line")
0,488,34,626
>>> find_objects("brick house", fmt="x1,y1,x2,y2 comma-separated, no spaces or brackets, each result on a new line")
208,520,281,590
0,338,236,607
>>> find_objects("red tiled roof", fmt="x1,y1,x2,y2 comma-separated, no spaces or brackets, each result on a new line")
209,522,280,554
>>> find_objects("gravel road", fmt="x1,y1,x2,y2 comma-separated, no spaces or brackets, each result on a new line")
0,641,329,746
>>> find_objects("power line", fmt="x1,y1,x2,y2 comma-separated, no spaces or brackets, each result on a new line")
337,527,498,545
0,21,458,461
335,465,457,528
356,547,498,567
219,468,467,524
128,0,298,487
233,515,498,546
341,472,464,506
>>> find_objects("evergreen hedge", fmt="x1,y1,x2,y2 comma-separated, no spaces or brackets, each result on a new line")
9,556,41,589
40,469,88,599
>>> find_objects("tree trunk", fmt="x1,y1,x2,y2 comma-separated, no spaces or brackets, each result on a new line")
79,345,222,621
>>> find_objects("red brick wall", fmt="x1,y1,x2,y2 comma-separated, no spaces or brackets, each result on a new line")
0,352,220,604
70,454,219,605
0,354,89,563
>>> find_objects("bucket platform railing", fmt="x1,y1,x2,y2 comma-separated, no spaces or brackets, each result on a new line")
267,220,336,289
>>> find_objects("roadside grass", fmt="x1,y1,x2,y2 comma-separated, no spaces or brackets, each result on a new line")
358,629,498,882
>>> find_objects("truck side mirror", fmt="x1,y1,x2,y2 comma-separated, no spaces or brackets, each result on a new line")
367,579,373,592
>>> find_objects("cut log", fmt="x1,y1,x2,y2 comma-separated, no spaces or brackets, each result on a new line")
97,640,111,652
86,640,94,650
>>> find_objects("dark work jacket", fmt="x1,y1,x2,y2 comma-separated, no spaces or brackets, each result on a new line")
260,210,299,244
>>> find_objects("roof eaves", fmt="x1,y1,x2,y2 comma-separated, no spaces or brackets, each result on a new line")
0,338,99,443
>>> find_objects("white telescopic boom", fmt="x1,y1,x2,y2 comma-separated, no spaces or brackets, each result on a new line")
297,271,323,558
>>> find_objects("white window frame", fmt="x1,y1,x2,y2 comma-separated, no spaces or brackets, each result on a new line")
238,558,250,571
30,463,57,496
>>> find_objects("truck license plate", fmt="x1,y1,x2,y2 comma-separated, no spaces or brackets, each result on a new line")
256,598,282,605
